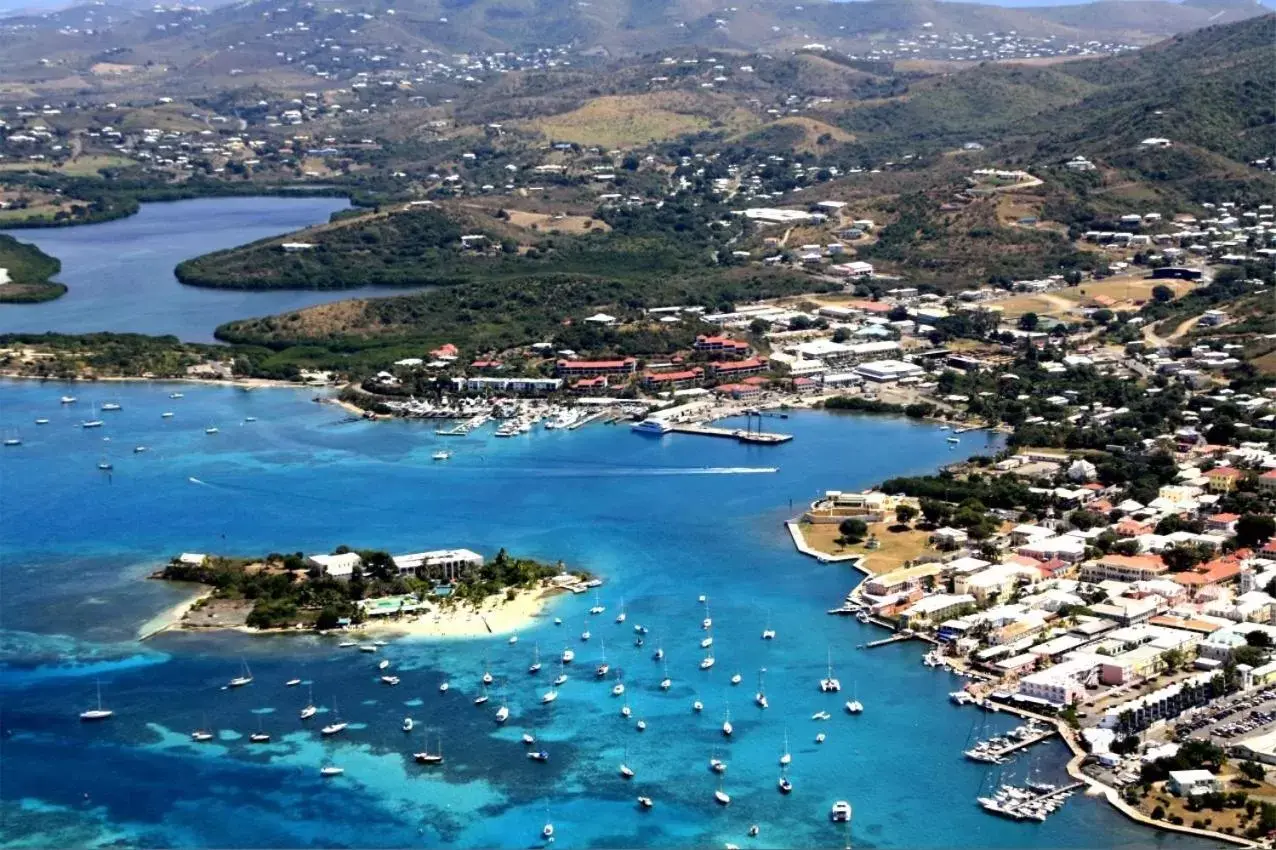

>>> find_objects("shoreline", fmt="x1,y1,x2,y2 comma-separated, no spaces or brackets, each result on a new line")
137,586,214,641
0,372,317,391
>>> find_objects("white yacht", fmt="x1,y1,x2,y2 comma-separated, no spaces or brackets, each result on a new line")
615,597,627,624
830,801,853,823
161,412,174,418
631,418,672,435
60,395,77,404
721,708,733,737
79,682,113,721
439,680,450,693
34,418,49,425
660,661,672,691
169,392,184,399
402,717,414,733
595,640,610,678
699,652,715,670
320,766,344,777
321,700,348,735
693,698,704,713
714,789,731,806
191,728,214,742
381,675,400,686
378,659,390,670
755,669,769,709
205,426,219,435
561,648,575,664
529,645,542,674
432,451,451,461
495,705,510,724
780,730,792,766
522,732,537,745
700,636,713,649
541,688,559,704
730,673,742,685
101,402,122,412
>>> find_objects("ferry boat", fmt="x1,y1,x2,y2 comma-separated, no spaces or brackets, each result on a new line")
631,418,672,435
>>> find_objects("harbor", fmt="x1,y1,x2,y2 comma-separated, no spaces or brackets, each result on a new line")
963,721,1057,764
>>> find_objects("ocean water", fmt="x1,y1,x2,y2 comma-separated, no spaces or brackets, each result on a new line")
0,380,1221,849
0,197,430,342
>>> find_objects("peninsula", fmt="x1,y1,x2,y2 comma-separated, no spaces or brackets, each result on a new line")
151,546,594,639
0,234,63,303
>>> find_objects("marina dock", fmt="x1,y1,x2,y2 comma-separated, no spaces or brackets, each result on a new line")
980,782,1084,822
670,424,793,444
965,722,1056,763
864,633,913,649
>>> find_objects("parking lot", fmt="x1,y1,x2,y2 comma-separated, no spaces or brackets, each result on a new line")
1176,686,1276,744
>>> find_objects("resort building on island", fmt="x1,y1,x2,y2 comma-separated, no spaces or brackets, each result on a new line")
392,549,485,581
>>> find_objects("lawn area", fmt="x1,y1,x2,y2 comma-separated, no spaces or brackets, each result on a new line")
1135,771,1276,838
798,521,939,575
504,209,609,234
524,93,758,148
1070,275,1198,305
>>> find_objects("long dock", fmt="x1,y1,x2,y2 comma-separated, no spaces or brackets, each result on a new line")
670,424,793,444
864,633,913,649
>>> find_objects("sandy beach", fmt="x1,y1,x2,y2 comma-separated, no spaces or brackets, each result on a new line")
358,586,558,639
137,586,214,640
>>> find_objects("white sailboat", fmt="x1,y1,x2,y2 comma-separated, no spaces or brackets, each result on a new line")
320,699,348,735
227,659,253,688
730,672,742,685
191,713,215,742
819,648,842,693
541,686,559,704
710,748,727,773
714,783,731,806
595,638,610,678
285,678,302,687
474,684,490,706
414,733,444,764
79,681,113,721
439,679,450,693
620,746,635,779
495,688,510,723
553,658,568,687
699,651,715,670
701,599,712,631
528,644,542,674
615,597,627,624
482,660,494,686
320,766,344,777
378,659,390,670
755,668,769,709
509,632,519,645
300,684,318,720
693,696,704,713
561,647,575,664
402,717,414,732
780,728,792,766
845,681,864,714
762,610,776,640
611,670,625,697
660,659,672,691
250,717,271,743
721,706,733,737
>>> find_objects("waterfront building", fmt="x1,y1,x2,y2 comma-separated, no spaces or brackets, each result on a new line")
307,552,363,579
854,359,924,382
1167,770,1221,797
713,382,762,400
642,368,704,389
392,549,484,582
555,358,638,377
863,563,945,598
899,593,975,629
451,376,564,393
1016,653,1105,706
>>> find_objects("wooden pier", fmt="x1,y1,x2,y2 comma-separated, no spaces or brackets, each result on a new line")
670,424,793,444
864,633,914,649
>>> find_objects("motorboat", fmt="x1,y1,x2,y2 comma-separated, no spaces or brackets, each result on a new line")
439,681,450,693
191,729,214,742
762,629,776,640
730,673,742,686
205,427,219,435
620,702,631,718
693,699,704,713
250,732,270,743
830,801,853,823
509,633,519,645
98,461,113,471
161,412,174,418
378,659,390,670
620,763,635,779
381,675,400,686
710,758,726,774
528,751,550,762
580,629,591,642
699,653,715,670
714,789,731,806
815,732,826,744
701,636,713,649
402,717,414,732
61,395,77,404
169,392,184,399
101,402,121,412
636,719,646,731
495,705,510,724
321,720,348,736
320,766,344,777
811,711,831,721
638,796,654,809
34,418,49,425
432,451,451,461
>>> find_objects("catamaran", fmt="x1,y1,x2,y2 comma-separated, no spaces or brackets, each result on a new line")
228,659,253,688
820,649,842,693
79,681,113,721
845,681,864,714
589,592,605,615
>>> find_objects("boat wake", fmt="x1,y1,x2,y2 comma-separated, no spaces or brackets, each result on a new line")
491,466,778,477
188,477,205,485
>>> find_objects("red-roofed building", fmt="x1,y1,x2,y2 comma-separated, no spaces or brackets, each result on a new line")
1262,538,1276,556
740,376,770,386
694,335,751,360
709,357,766,379
1115,518,1155,538
1259,469,1276,493
1172,555,1242,593
556,357,637,378
714,383,762,400
1079,554,1167,583
571,375,610,393
642,367,704,389
471,359,503,370
793,377,820,394
1205,513,1240,533
1036,559,1073,580
1203,467,1245,493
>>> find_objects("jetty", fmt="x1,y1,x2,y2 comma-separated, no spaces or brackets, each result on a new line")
980,782,1083,822
670,424,793,444
864,633,913,649
964,722,1056,763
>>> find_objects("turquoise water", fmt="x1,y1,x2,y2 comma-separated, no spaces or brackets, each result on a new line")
0,197,429,342
0,380,1218,848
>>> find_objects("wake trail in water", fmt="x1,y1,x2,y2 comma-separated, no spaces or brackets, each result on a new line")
480,466,778,477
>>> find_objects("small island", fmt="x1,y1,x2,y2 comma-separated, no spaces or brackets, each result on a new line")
149,546,595,639
0,234,64,303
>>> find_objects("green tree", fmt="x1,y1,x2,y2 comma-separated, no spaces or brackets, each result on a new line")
1239,761,1266,783
315,606,342,631
1236,515,1276,548
839,518,868,543
1018,312,1039,331
896,504,919,525
1151,284,1175,303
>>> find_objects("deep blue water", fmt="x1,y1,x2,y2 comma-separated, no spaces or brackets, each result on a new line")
0,197,428,342
0,380,1221,849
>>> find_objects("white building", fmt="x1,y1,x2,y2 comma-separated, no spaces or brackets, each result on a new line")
392,548,484,581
